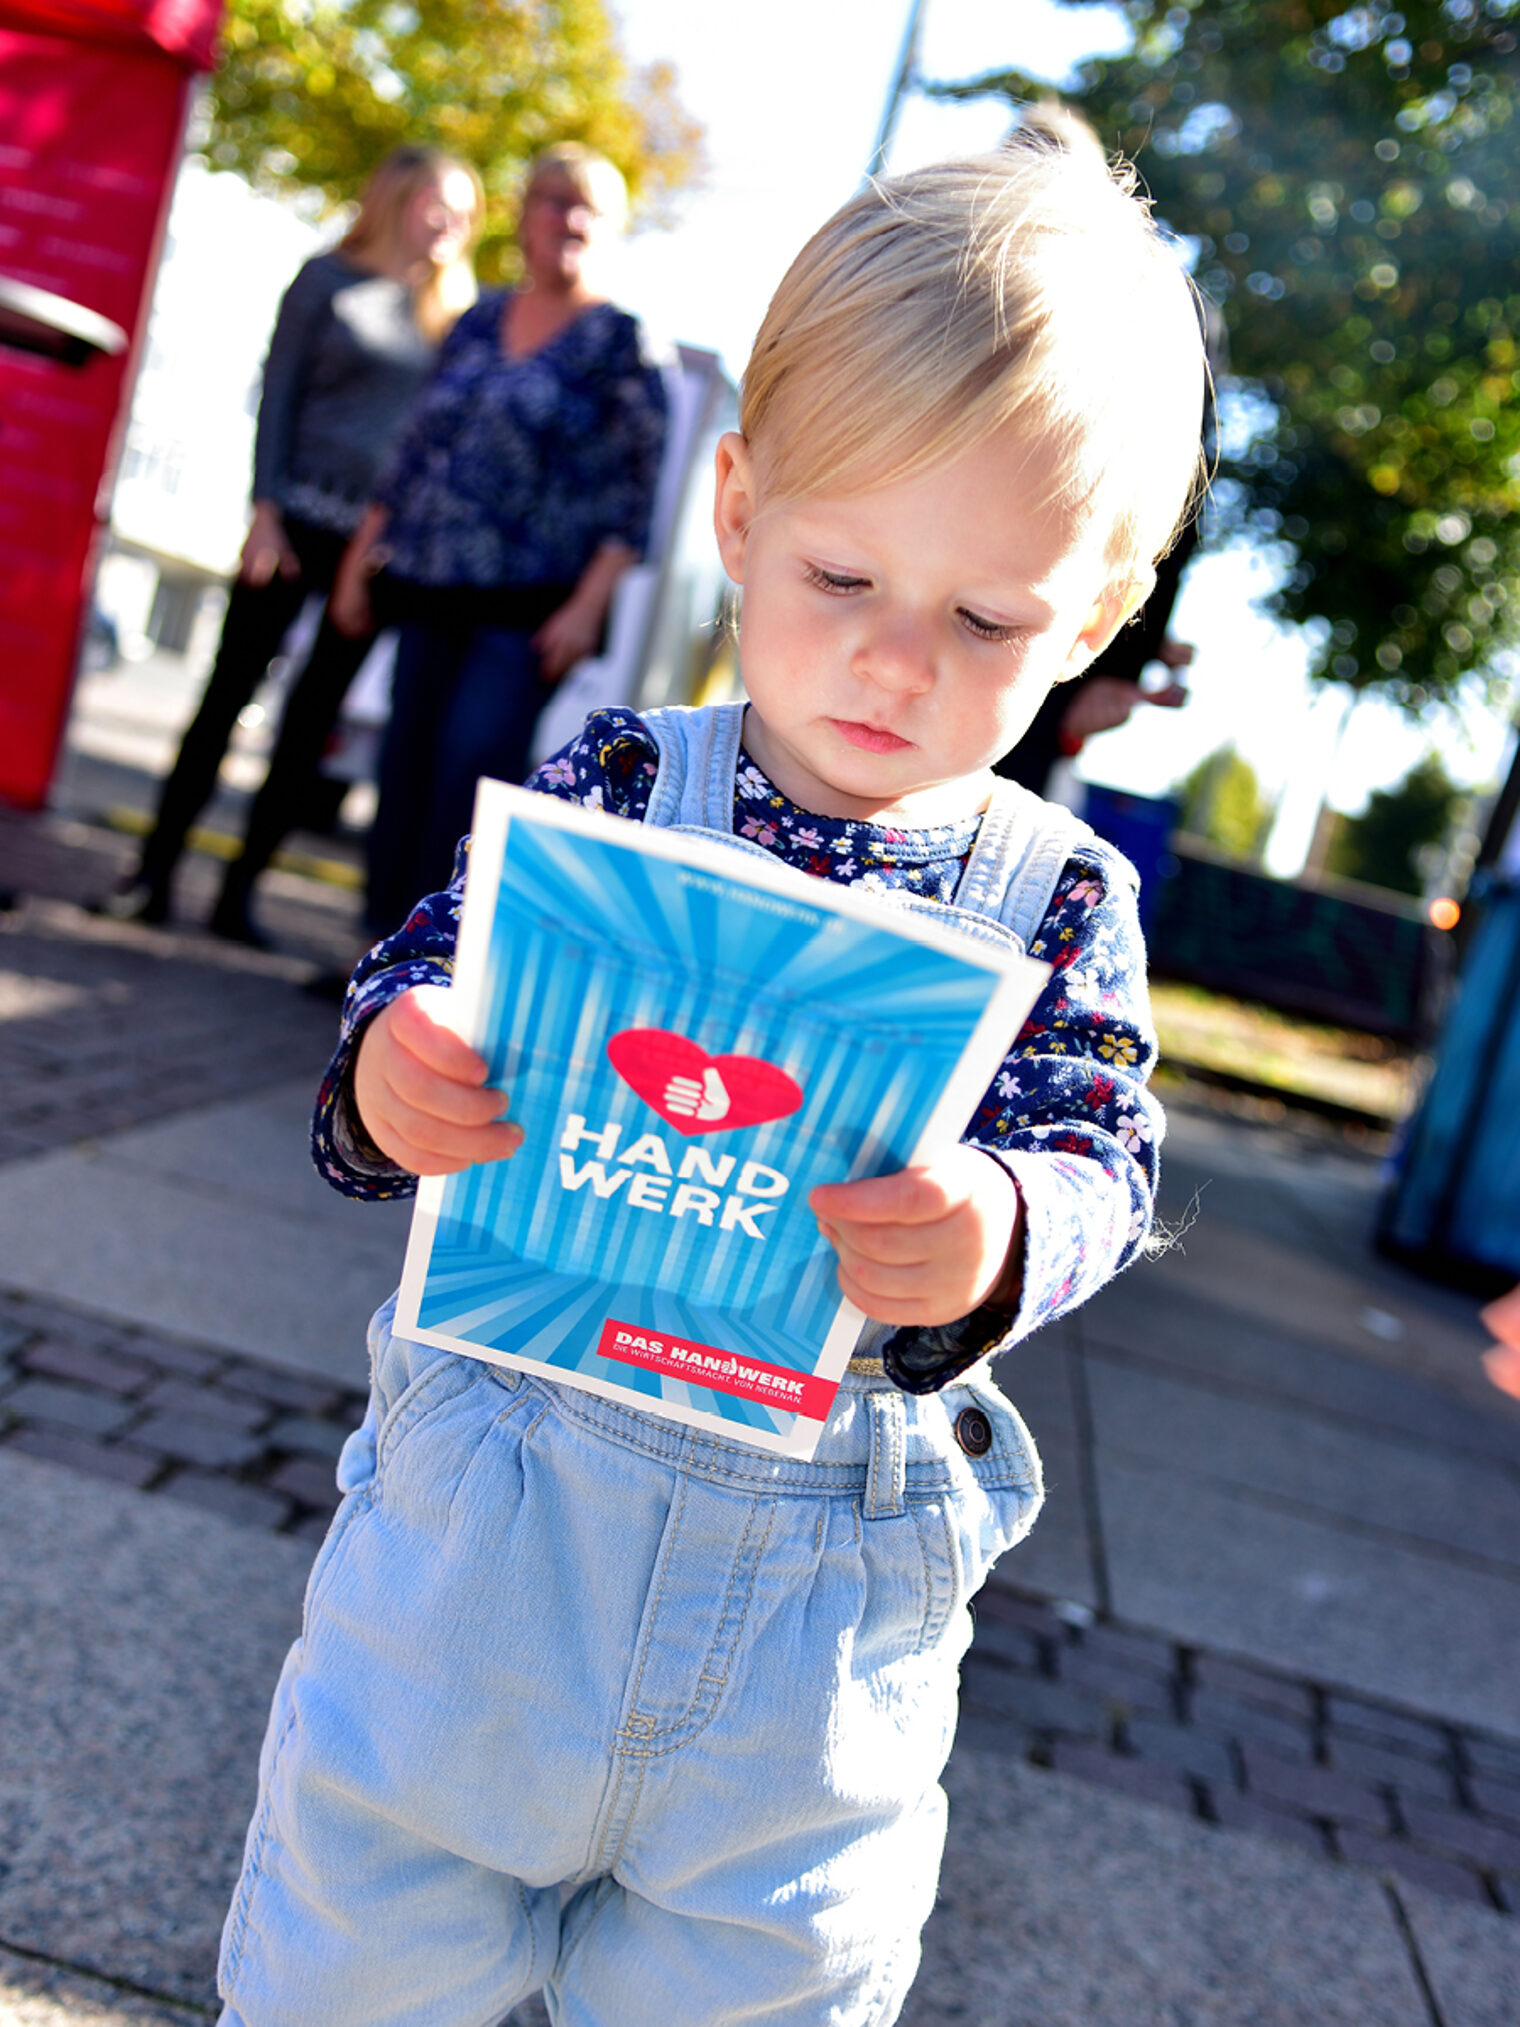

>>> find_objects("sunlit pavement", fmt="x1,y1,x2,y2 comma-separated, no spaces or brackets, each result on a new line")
1,735,1518,2021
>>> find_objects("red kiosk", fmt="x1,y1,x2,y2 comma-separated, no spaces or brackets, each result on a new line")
0,0,221,810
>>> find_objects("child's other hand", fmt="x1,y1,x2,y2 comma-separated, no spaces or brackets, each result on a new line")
810,1146,1024,1328
353,986,523,1177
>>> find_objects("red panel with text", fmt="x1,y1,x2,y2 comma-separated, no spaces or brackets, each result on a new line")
0,0,218,809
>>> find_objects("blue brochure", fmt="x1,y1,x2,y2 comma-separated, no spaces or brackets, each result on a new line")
396,780,1050,1458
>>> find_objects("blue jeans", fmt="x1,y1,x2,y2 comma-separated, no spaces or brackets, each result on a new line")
218,1298,1044,2027
368,623,548,935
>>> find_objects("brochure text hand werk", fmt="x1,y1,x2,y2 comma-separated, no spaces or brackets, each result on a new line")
606,1029,804,1138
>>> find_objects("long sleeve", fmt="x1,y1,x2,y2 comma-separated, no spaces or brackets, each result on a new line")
250,257,338,507
311,849,467,1200
373,303,668,589
581,321,670,558
981,852,1161,1330
881,849,1162,1393
309,717,659,1199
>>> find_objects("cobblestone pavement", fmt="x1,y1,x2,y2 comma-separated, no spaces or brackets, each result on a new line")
2,1276,1517,1925
0,809,353,1165
962,1586,1520,1918
0,1286,363,1541
0,904,338,1165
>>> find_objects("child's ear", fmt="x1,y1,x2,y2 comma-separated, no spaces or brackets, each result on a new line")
1060,570,1155,680
712,432,757,583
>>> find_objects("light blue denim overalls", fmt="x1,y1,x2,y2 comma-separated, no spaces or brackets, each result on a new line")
219,703,1091,2027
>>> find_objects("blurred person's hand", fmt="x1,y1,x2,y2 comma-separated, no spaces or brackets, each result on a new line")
531,538,635,682
329,550,373,638
1059,674,1186,749
1058,638,1193,755
1480,1284,1520,1402
330,503,389,637
532,594,604,681
353,986,523,1177
239,501,299,587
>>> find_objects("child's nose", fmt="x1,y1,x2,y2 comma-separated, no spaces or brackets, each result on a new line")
854,617,935,695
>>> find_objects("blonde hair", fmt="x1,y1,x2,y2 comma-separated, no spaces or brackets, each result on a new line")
340,145,483,343
740,126,1208,578
522,143,629,234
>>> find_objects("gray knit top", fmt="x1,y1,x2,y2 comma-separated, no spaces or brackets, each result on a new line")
251,250,437,535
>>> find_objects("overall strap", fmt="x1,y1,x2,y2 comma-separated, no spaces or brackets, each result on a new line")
641,702,748,833
644,702,1103,948
955,776,1100,946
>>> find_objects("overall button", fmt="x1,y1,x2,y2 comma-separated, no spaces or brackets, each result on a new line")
955,1407,992,1457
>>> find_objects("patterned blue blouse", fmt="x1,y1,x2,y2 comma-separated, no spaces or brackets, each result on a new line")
374,293,669,588
313,708,1164,1393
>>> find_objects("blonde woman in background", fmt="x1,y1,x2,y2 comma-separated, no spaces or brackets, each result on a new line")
329,144,669,938
105,145,483,942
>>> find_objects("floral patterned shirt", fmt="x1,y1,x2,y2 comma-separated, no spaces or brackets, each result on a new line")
314,707,1163,1392
374,294,669,589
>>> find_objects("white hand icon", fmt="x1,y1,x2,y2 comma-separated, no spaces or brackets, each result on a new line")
665,1066,730,1122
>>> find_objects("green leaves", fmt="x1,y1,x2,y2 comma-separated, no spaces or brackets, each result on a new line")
933,0,1519,707
205,0,702,280
1327,751,1464,892
1180,746,1274,860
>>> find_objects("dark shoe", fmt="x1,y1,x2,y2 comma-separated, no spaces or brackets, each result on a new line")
93,878,169,925
208,891,272,950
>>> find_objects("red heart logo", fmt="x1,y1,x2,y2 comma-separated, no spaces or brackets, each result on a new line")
606,1029,804,1137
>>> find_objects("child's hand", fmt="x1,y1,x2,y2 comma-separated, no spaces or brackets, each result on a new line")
352,986,523,1177
810,1146,1024,1328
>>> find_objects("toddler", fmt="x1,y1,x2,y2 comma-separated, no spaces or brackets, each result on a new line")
220,132,1206,2027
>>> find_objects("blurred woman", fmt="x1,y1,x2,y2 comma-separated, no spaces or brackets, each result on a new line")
106,145,483,938
330,143,669,935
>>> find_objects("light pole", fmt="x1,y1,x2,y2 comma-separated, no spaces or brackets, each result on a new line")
865,0,929,180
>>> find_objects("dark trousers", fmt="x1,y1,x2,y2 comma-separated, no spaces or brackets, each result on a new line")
217,614,379,915
137,518,372,904
366,622,548,937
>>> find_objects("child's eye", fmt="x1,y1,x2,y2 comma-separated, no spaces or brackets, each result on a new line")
958,606,1019,644
804,564,869,596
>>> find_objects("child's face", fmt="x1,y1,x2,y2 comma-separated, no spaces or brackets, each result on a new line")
713,424,1145,825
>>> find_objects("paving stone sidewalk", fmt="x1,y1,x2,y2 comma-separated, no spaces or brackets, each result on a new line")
0,1287,361,1540
4,795,1519,2025
0,906,337,1167
0,808,351,1168
3,1277,1517,1926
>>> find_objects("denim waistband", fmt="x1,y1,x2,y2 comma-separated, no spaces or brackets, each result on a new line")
473,1350,1027,1502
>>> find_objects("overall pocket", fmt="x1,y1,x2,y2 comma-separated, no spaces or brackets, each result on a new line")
942,1372,1045,1604
302,1305,505,1633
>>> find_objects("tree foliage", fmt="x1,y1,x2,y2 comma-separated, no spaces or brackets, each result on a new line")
1179,746,1274,857
934,0,1520,709
205,0,703,278
1327,750,1462,889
